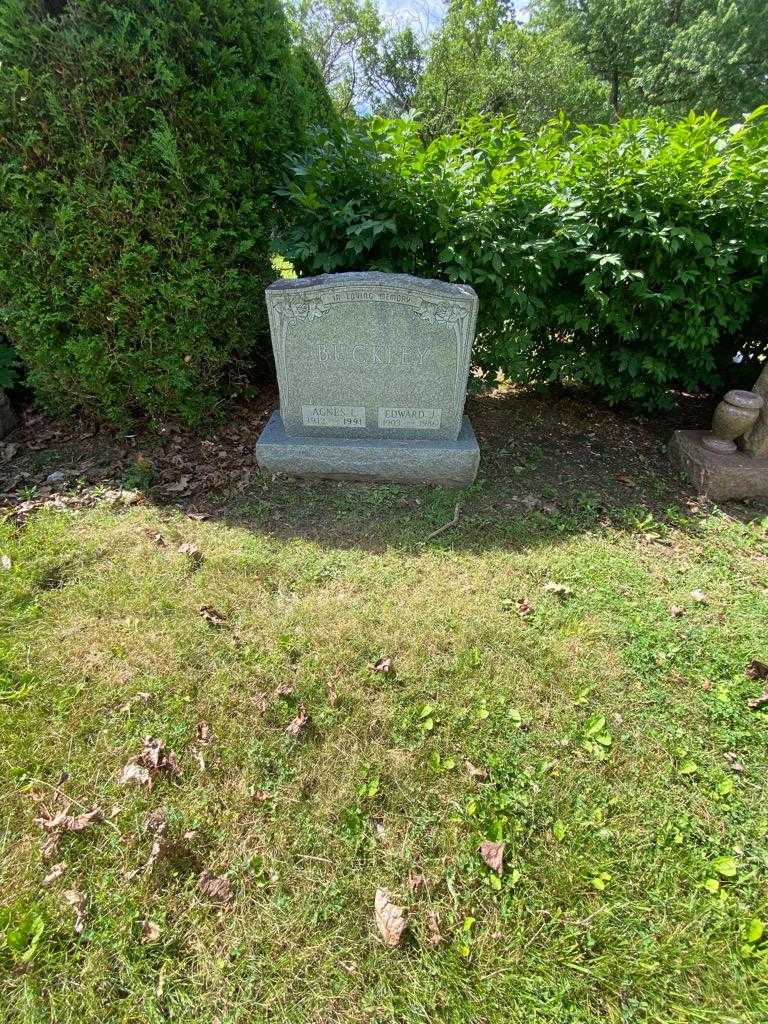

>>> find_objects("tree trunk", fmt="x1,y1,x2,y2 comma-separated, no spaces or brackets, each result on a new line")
610,67,620,118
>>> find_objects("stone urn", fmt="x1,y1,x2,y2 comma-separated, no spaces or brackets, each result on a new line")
701,389,764,454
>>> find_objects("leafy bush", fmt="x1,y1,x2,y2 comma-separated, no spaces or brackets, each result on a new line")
278,109,768,408
0,0,332,425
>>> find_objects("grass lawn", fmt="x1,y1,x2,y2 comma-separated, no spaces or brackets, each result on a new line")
1,391,768,1022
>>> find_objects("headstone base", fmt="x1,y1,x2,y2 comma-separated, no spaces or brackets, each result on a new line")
670,429,768,500
256,411,479,487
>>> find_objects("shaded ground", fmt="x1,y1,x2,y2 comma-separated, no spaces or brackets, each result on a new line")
1,385,763,537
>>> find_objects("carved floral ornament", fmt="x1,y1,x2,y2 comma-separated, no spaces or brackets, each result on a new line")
274,292,469,327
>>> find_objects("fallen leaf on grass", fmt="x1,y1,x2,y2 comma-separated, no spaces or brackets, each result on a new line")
199,605,226,627
179,542,203,566
425,910,444,947
748,690,768,711
479,839,505,875
198,869,233,905
543,581,573,598
669,605,685,619
252,790,272,803
42,862,67,886
746,660,768,680
196,721,213,744
62,888,86,935
690,589,708,604
275,683,294,698
120,737,181,788
369,656,394,675
285,702,309,737
408,872,426,894
374,888,407,947
464,760,489,781
141,920,161,944
118,691,152,714
125,809,170,881
252,690,269,713
120,762,152,787
516,598,533,616
724,751,745,773
1,555,11,571
35,805,103,834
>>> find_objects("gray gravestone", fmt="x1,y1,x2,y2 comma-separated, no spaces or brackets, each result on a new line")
256,272,480,485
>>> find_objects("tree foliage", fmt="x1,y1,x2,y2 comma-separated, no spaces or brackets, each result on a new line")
0,0,332,424
532,0,768,120
417,0,611,136
278,108,768,409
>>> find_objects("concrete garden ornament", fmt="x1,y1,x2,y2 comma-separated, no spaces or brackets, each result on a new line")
670,365,768,500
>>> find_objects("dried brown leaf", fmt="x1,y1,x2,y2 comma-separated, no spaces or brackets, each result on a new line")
35,805,103,834
141,920,162,944
179,542,203,566
62,888,86,934
408,871,426,894
746,660,768,680
41,833,60,861
516,598,533,616
464,760,489,781
42,862,67,886
425,910,444,947
669,605,685,619
120,737,181,788
275,683,294,698
252,690,269,713
479,839,505,875
199,605,226,627
164,476,191,495
198,869,233,904
543,581,572,598
196,721,213,744
120,762,152,787
374,888,407,947
369,656,394,675
285,701,309,738
724,751,745,773
748,690,768,711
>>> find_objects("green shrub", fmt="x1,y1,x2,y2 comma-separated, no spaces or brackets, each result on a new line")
0,0,331,425
278,109,768,409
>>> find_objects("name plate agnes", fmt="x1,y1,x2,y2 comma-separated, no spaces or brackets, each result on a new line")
302,405,366,428
378,408,441,430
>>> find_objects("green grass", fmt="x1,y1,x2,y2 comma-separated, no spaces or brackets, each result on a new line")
1,484,767,1023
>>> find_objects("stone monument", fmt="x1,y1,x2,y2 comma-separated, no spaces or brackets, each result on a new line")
670,364,768,500
255,272,480,486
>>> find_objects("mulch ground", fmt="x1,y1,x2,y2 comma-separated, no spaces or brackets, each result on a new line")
1,384,764,523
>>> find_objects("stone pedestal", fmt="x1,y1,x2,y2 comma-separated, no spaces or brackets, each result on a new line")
743,364,768,456
258,410,479,486
670,429,768,500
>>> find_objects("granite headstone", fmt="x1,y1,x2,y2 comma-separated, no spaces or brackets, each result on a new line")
256,273,480,485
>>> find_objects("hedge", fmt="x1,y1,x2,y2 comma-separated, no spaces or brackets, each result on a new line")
0,0,334,424
277,109,768,409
